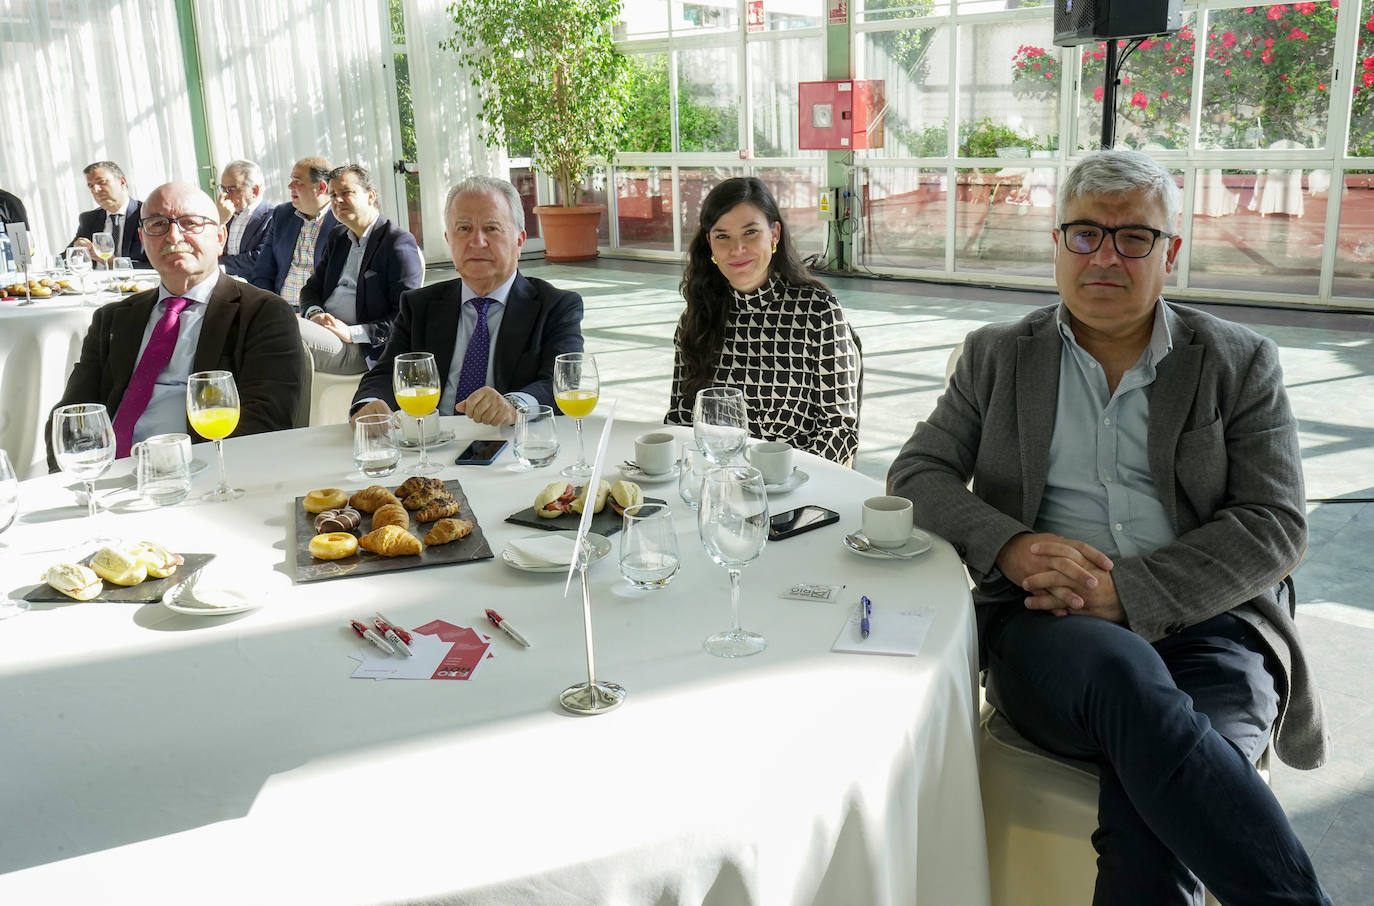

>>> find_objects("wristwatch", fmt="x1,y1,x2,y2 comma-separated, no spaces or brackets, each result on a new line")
504,393,530,413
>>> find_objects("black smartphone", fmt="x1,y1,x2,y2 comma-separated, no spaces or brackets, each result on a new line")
768,505,840,541
454,439,509,465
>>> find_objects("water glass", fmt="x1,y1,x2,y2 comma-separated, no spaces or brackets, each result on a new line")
354,413,400,478
619,502,680,589
0,449,18,534
693,386,748,465
133,433,191,506
113,256,133,281
678,442,710,511
514,404,559,468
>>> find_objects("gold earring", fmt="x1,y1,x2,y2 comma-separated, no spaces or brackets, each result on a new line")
770,241,777,254
710,255,718,264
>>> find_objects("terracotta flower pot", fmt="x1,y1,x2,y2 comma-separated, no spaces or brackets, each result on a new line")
533,204,604,262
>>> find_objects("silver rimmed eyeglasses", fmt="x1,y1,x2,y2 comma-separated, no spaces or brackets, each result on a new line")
140,215,218,236
1058,221,1173,259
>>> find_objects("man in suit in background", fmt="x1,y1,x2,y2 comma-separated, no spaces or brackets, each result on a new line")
352,175,583,427
298,163,421,374
215,159,271,278
70,161,145,264
0,186,28,227
249,155,336,308
47,182,301,469
888,149,1329,905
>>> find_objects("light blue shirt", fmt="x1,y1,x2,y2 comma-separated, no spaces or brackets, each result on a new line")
131,271,219,444
439,272,534,414
1033,301,1177,559
320,216,375,345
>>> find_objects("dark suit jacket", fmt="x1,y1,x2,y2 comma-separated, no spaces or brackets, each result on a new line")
0,188,27,228
298,216,421,367
47,277,303,470
354,272,584,411
218,202,272,278
71,200,146,264
248,202,338,296
888,301,1325,770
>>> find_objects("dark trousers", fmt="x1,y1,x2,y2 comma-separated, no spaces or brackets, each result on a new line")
985,609,1330,906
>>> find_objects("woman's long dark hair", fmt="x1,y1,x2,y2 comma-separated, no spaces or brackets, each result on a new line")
677,177,827,406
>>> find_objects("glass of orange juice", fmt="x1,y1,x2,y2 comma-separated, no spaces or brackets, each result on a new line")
393,351,442,475
186,370,243,501
554,352,599,479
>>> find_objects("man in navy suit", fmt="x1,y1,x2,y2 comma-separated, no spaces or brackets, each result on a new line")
352,175,583,427
298,164,421,374
248,156,336,308
215,159,271,278
69,161,145,264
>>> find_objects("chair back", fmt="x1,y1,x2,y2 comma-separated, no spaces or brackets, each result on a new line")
294,338,314,428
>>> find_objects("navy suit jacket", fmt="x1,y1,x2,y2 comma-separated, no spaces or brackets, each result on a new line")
298,216,421,367
219,202,272,278
71,200,146,264
353,272,584,411
0,188,27,228
248,202,338,296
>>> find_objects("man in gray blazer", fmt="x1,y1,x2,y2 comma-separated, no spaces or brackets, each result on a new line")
889,150,1329,905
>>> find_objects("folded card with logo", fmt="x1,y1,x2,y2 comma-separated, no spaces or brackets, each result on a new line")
348,619,493,680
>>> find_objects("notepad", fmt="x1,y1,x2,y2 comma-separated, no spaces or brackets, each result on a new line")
830,605,935,657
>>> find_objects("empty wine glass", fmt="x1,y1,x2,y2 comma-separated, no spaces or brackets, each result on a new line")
0,449,18,535
92,231,115,271
186,370,244,501
698,465,769,657
393,352,441,475
66,246,92,294
51,403,115,539
693,386,748,465
554,352,599,479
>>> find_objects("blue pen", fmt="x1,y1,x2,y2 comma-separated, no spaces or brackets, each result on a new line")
860,595,871,640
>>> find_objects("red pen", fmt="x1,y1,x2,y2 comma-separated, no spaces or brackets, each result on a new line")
485,608,531,648
375,611,411,646
350,619,394,655
372,616,413,656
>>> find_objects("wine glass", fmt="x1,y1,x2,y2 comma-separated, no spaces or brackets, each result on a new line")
186,370,244,501
693,386,748,465
0,449,20,535
92,231,115,271
51,403,116,538
697,465,769,657
66,246,92,294
393,352,442,475
554,352,599,479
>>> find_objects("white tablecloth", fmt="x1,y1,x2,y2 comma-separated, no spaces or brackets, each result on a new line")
0,418,989,906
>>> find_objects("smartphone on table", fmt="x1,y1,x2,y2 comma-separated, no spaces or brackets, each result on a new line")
454,439,509,465
768,505,840,541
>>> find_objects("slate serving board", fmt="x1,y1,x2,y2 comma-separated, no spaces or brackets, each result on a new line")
504,490,666,537
24,553,216,604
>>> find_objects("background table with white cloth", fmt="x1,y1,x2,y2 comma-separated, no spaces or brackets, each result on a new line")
0,417,989,906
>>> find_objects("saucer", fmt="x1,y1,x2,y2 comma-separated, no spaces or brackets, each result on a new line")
763,469,809,494
162,583,261,616
502,531,612,573
399,429,455,449
619,462,680,484
844,527,933,559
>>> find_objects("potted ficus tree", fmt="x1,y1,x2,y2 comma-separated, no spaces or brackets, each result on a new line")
444,0,631,261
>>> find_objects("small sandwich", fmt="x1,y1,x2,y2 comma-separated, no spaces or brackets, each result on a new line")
44,563,103,601
89,546,148,587
608,480,644,515
134,541,184,579
570,480,610,515
534,482,577,518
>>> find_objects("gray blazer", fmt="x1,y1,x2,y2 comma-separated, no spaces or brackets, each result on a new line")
888,301,1327,770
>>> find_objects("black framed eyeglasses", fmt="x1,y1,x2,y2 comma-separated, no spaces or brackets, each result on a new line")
1058,221,1173,259
140,215,218,237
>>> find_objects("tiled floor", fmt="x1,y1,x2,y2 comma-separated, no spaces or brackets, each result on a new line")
496,254,1374,902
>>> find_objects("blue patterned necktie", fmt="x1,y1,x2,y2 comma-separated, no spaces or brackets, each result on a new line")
454,297,493,404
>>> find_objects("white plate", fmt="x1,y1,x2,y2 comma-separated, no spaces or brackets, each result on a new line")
764,469,809,494
400,430,455,449
502,531,612,573
162,583,261,616
843,527,933,559
618,462,680,484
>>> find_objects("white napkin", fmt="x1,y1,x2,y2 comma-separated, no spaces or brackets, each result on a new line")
506,535,578,567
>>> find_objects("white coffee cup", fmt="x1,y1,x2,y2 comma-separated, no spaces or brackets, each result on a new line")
633,431,677,476
401,410,440,444
134,433,192,506
746,441,793,485
862,495,914,548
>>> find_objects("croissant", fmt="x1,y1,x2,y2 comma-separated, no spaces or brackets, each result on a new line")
358,525,422,557
372,503,409,531
350,485,402,513
396,476,445,498
423,518,475,546
415,497,461,522
402,487,452,511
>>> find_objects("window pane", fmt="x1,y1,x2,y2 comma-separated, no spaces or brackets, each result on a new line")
752,167,825,255
679,166,746,240
616,167,674,250
553,169,611,242
509,166,541,240
1199,2,1338,150
750,37,825,157
1187,167,1320,295
1350,19,1374,157
962,18,1059,156
624,53,673,153
857,25,952,159
862,167,947,270
676,46,740,152
759,0,822,30
672,0,737,33
1332,171,1374,298
859,0,951,22
953,163,1056,277
1071,20,1197,151
957,0,1048,10
616,0,670,39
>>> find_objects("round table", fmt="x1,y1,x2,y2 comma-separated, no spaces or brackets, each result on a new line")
0,416,989,906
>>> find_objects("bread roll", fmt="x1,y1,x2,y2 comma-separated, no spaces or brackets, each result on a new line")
89,546,148,586
571,480,610,515
45,563,103,600
608,480,644,515
534,482,575,518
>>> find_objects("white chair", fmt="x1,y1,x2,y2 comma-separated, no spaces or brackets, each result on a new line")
308,368,362,427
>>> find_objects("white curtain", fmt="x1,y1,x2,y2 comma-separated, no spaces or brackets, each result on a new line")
192,0,402,220
402,0,506,257
0,0,198,255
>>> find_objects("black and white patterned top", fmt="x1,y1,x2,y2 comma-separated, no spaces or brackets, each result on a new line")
667,276,861,465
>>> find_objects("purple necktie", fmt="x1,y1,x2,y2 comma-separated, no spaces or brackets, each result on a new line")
453,297,493,406
113,296,190,457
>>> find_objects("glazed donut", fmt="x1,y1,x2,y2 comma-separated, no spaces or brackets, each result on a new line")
309,532,359,560
304,488,349,514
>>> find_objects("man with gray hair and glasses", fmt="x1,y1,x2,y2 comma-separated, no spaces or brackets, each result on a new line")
352,175,583,427
215,159,271,277
888,149,1330,904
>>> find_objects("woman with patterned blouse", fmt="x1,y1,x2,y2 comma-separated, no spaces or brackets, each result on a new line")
666,177,861,465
